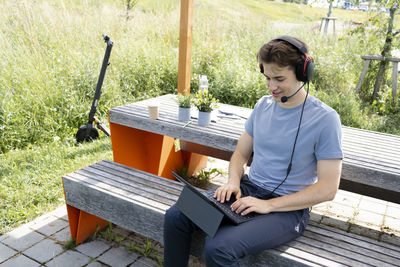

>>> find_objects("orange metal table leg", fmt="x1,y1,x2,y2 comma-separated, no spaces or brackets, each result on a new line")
182,150,208,176
109,122,207,180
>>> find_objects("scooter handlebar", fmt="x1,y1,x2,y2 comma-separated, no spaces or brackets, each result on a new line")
103,34,113,47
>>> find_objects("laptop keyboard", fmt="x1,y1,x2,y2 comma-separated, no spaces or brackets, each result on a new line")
203,190,259,223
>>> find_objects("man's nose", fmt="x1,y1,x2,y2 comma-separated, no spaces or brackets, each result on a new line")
268,80,278,90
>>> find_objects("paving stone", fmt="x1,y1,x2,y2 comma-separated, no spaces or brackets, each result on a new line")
48,205,68,220
0,243,17,263
2,228,45,251
361,195,388,205
97,246,139,267
359,199,388,215
321,215,350,231
0,233,8,242
312,201,329,214
0,254,40,267
386,204,400,219
384,216,400,233
0,224,34,242
23,238,64,263
354,209,384,226
130,256,159,267
46,250,91,267
332,191,361,208
76,240,111,258
327,202,356,218
29,216,69,236
86,260,110,267
52,227,72,243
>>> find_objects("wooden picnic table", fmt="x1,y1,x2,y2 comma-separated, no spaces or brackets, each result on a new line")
108,94,400,203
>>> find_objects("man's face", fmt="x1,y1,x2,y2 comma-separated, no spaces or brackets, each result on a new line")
261,63,301,103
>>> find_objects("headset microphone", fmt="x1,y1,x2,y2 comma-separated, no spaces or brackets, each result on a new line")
280,83,305,103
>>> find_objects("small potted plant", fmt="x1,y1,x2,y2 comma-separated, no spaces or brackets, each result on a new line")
176,92,192,122
192,89,219,126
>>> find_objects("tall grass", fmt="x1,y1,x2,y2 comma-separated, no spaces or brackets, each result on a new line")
1,0,397,153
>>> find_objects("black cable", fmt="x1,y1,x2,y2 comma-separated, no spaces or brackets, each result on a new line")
268,82,310,197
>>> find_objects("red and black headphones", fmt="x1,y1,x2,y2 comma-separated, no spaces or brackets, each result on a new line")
259,35,314,83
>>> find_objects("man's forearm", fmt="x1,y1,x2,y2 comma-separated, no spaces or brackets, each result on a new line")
266,159,342,212
227,131,253,186
228,150,248,185
266,181,337,212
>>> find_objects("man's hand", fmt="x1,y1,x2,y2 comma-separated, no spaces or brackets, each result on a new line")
230,197,272,215
214,182,241,203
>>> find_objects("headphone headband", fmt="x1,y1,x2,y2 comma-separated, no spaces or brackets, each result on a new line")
272,35,308,55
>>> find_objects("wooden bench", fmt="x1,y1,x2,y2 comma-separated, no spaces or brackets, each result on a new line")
63,160,400,266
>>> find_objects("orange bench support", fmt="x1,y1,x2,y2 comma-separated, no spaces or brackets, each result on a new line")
63,185,109,245
63,120,208,245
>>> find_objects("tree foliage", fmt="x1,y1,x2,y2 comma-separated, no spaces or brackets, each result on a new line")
350,0,400,105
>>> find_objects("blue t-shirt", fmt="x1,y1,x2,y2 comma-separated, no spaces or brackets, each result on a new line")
245,95,343,196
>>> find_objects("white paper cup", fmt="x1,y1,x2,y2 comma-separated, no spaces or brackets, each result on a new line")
148,102,159,120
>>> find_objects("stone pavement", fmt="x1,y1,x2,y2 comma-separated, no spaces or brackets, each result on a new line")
1,159,400,266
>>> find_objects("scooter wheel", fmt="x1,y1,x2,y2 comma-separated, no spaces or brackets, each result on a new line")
76,125,99,143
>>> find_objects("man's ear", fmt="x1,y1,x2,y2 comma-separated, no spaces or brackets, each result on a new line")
259,63,264,74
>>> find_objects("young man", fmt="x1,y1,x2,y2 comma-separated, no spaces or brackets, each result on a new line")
164,36,343,267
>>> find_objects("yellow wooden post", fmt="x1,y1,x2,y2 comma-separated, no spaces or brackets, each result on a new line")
177,0,194,95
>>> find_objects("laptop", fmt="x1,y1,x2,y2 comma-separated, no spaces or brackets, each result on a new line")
172,171,260,237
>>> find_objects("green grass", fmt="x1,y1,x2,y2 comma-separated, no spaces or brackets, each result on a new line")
0,136,112,234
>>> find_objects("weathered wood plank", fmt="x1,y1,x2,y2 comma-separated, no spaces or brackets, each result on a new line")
99,160,183,190
361,55,400,62
71,171,177,208
79,165,181,197
307,222,400,259
286,239,374,267
301,232,398,266
393,62,398,99
274,245,346,266
65,172,174,211
355,60,371,93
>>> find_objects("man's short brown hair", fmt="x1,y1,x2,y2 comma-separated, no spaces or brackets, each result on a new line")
256,37,308,72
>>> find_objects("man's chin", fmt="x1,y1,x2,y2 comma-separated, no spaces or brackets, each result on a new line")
272,95,281,102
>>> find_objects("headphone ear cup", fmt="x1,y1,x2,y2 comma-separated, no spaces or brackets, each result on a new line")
306,60,314,82
296,58,314,82
296,63,307,82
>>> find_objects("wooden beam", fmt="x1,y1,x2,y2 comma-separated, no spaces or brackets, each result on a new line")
355,59,370,93
177,0,194,95
392,61,398,100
